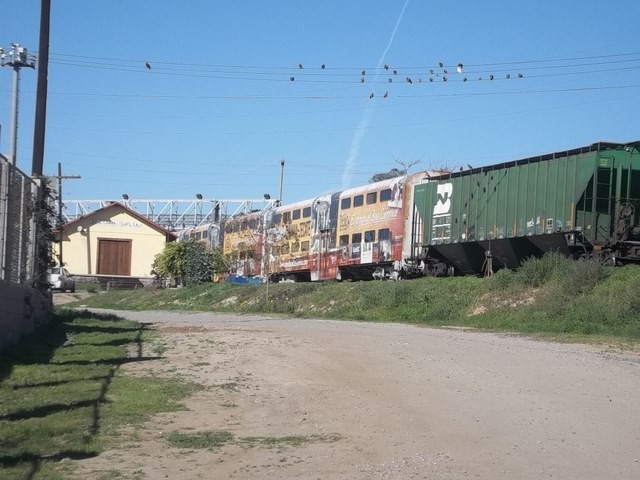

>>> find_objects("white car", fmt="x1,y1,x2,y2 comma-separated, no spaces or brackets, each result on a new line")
48,267,76,293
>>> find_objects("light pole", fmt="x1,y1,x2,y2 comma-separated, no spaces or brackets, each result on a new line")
279,159,285,205
0,44,36,166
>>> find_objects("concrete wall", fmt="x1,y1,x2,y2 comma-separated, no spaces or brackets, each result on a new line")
0,280,52,350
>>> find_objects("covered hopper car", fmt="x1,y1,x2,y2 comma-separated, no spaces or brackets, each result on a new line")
410,141,640,276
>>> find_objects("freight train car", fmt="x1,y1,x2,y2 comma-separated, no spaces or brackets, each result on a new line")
409,142,640,276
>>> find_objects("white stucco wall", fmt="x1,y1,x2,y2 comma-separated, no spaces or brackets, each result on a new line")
55,205,171,277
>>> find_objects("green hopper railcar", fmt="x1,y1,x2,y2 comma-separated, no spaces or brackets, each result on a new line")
409,142,640,276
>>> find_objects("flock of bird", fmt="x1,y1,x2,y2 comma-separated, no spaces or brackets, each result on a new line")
143,59,525,99
288,61,525,98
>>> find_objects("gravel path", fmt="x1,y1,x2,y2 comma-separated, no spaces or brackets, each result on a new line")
77,309,640,479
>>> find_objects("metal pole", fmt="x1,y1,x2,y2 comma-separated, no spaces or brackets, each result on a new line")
8,65,20,165
58,162,63,267
0,160,9,280
279,159,285,205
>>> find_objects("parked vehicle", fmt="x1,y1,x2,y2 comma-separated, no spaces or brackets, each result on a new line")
48,267,76,292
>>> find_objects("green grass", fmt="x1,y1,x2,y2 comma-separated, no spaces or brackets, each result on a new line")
66,254,640,343
165,431,341,450
0,310,200,479
167,430,233,449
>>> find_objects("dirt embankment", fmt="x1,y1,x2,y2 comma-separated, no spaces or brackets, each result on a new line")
71,310,640,480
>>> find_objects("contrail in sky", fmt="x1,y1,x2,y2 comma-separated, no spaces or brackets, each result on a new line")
341,0,411,190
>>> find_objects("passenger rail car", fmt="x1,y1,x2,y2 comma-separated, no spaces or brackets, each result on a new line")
222,211,264,277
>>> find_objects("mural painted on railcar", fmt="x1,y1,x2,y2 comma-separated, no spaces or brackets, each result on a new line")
336,177,406,279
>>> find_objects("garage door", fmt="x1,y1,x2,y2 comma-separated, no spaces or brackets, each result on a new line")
97,239,132,276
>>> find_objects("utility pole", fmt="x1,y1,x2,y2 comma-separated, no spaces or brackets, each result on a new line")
32,0,51,177
0,44,36,166
53,162,81,267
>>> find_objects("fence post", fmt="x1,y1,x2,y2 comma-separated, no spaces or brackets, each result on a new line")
0,160,7,280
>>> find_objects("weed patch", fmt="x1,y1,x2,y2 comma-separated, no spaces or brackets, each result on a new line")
167,430,233,449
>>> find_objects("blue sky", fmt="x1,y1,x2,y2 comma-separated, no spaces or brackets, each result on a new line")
2,1,639,206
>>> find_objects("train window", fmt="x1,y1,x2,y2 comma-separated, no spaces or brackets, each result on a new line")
341,197,351,209
293,209,301,220
301,241,310,252
366,192,377,205
291,242,300,253
281,243,290,254
202,230,208,239
339,235,349,246
224,224,232,234
271,246,280,255
283,212,291,223
272,213,282,224
195,232,202,240
303,207,311,218
353,195,364,207
378,228,390,241
248,219,257,229
364,230,375,242
352,233,362,244
380,189,392,201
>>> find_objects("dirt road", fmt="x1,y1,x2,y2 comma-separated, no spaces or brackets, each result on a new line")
76,310,640,479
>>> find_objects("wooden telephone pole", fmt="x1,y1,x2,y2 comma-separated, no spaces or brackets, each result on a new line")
53,162,80,267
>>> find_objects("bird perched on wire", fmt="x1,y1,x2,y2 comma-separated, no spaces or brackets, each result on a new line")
299,63,303,69
321,64,325,69
290,76,295,81
406,77,413,84
383,91,388,98
369,93,374,99
384,64,389,70
145,62,151,69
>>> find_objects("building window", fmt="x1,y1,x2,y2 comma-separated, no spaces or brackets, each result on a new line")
380,189,392,201
291,242,300,253
281,243,290,254
271,245,280,255
301,241,310,252
339,235,349,246
378,228,390,241
364,230,375,242
341,197,351,209
353,195,364,207
292,209,301,220
352,233,362,244
366,192,377,205
303,207,311,218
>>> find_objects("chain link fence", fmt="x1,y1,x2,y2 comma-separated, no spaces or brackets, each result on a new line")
0,154,40,284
